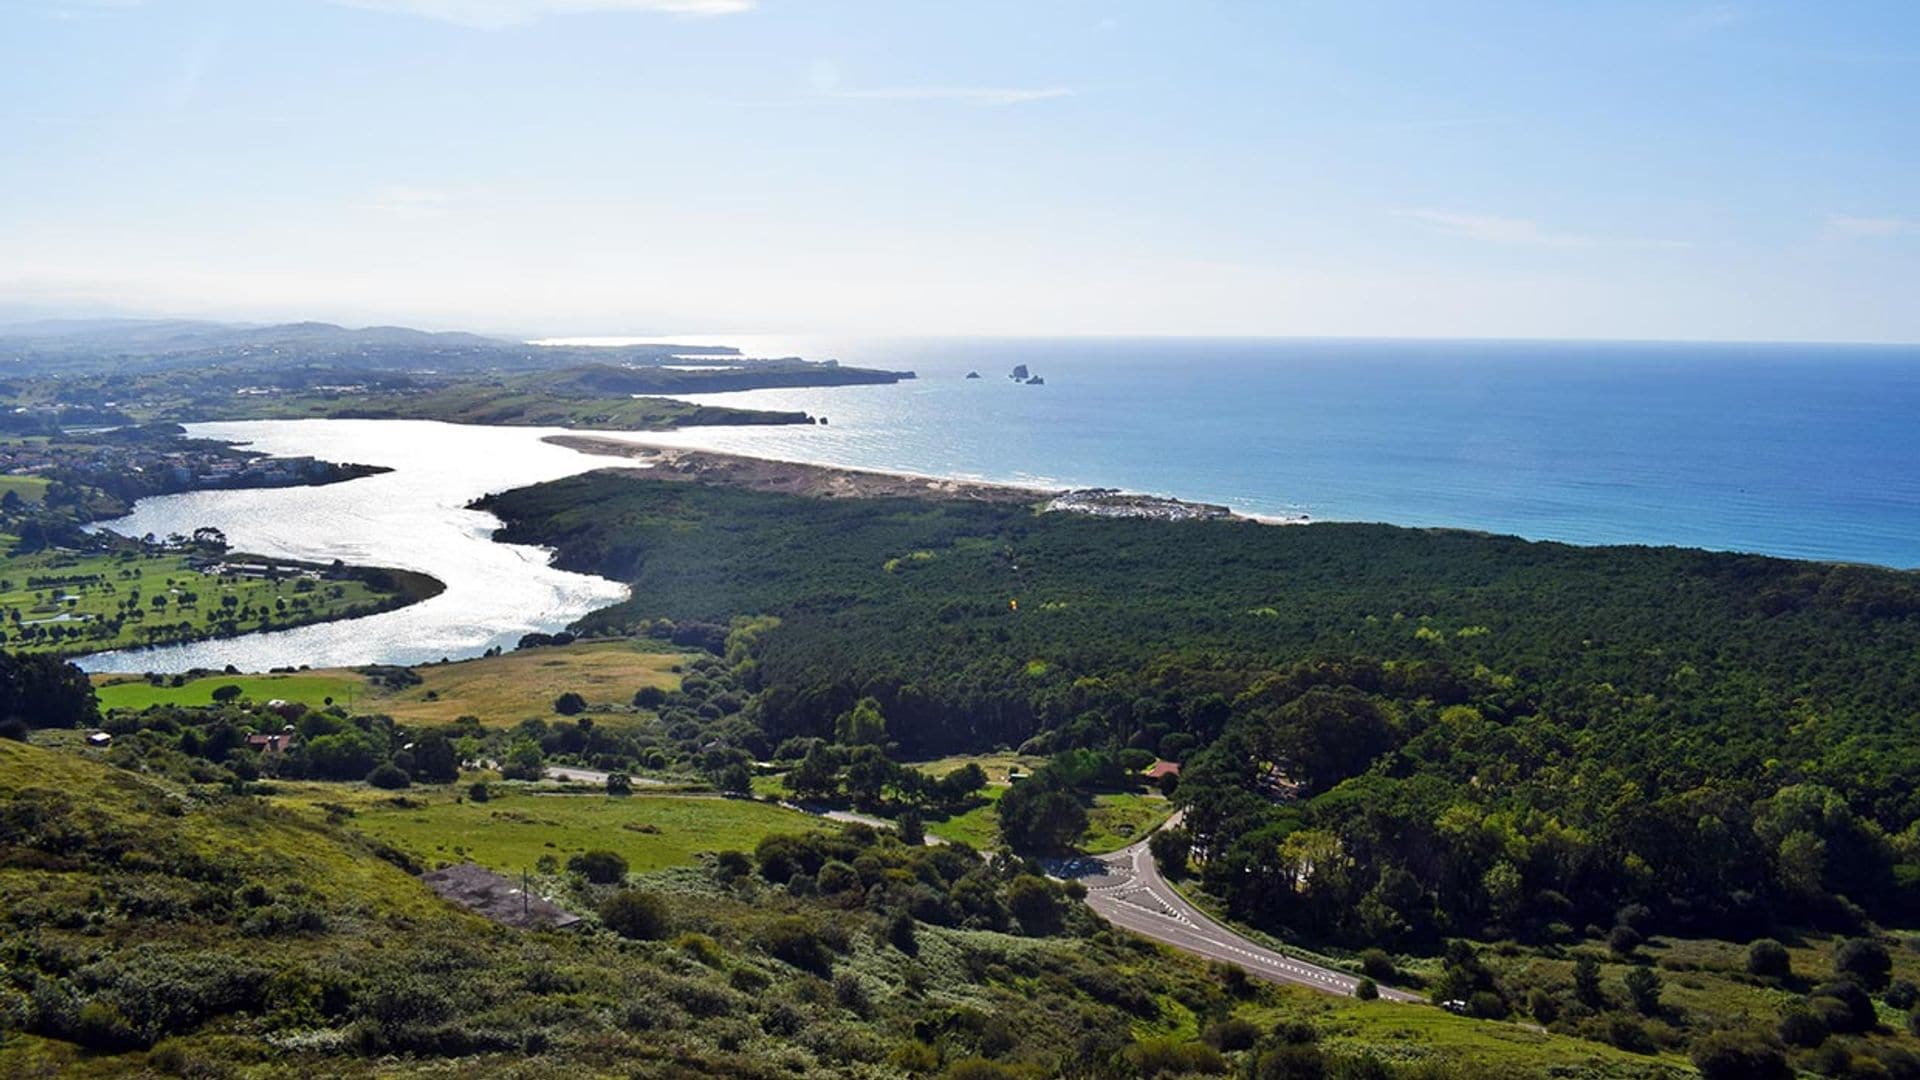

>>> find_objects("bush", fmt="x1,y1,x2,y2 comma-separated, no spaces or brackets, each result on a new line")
1353,978,1379,1001
568,849,629,884
1201,1016,1260,1051
605,773,633,796
1006,875,1062,936
1746,938,1792,978
366,762,411,789
1123,1037,1227,1077
1608,924,1643,956
1249,1042,1325,1078
817,860,859,894
1778,1006,1829,1047
887,912,919,955
1886,980,1919,1011
834,972,871,1017
600,890,668,940
1691,1031,1791,1080
759,916,832,975
1358,948,1396,982
1834,938,1894,992
1603,1014,1656,1054
553,692,587,716
1811,980,1878,1033
467,781,489,802
1623,966,1662,1015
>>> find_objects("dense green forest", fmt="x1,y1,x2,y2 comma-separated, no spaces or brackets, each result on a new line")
481,471,1920,948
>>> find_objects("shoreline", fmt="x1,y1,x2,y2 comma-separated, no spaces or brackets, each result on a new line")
70,559,447,671
546,435,1307,524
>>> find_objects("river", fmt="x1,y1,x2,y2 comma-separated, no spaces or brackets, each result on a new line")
77,419,634,673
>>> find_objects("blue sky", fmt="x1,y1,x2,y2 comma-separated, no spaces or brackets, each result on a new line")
2,0,1916,341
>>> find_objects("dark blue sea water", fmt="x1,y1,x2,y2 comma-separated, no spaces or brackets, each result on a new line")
621,337,1920,569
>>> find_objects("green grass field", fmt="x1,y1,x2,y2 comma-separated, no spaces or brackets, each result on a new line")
922,785,1173,853
373,638,686,727
94,639,688,727
94,671,368,711
1,545,398,657
1236,986,1693,1076
317,787,830,875
0,474,50,503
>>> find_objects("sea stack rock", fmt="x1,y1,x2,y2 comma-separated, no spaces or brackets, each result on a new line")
1010,364,1030,381
966,371,981,379
1026,375,1045,385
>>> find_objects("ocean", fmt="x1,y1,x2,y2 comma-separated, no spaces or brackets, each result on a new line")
615,336,1920,569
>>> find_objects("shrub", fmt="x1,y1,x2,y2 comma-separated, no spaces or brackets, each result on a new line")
758,916,832,975
675,933,724,967
1603,1014,1656,1054
1778,1007,1829,1047
1201,1016,1260,1051
1527,987,1560,1024
713,850,752,881
1358,948,1396,982
568,849,628,884
366,762,411,789
1623,966,1662,1015
1249,1043,1325,1078
1746,938,1792,978
1691,1031,1791,1080
553,692,587,716
1834,938,1893,992
834,972,872,1017
1886,979,1919,1011
599,890,668,940
605,773,633,796
887,912,919,956
1354,978,1379,1001
467,781,489,802
817,860,859,894
1123,1037,1227,1077
1608,924,1643,956
1006,875,1062,936
1811,980,1878,1033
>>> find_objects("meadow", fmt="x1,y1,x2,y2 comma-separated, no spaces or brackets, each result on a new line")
299,785,831,875
93,638,687,728
0,545,402,656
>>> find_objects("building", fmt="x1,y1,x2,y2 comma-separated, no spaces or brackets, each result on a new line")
247,726,298,754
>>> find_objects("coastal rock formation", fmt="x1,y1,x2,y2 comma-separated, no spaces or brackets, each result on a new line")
1010,364,1030,381
966,371,981,379
1045,488,1239,522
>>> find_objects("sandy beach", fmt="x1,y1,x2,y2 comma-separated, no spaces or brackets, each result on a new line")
547,435,1294,523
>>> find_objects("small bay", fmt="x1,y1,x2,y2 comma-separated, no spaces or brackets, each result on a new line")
77,419,630,673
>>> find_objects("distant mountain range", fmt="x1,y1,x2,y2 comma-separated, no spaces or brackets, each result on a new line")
0,318,748,375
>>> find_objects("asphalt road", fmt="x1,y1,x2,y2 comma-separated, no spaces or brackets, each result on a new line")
1066,822,1422,1003
543,765,664,786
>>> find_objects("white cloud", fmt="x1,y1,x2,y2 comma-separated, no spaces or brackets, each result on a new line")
1396,209,1688,250
328,0,752,29
1827,214,1920,238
